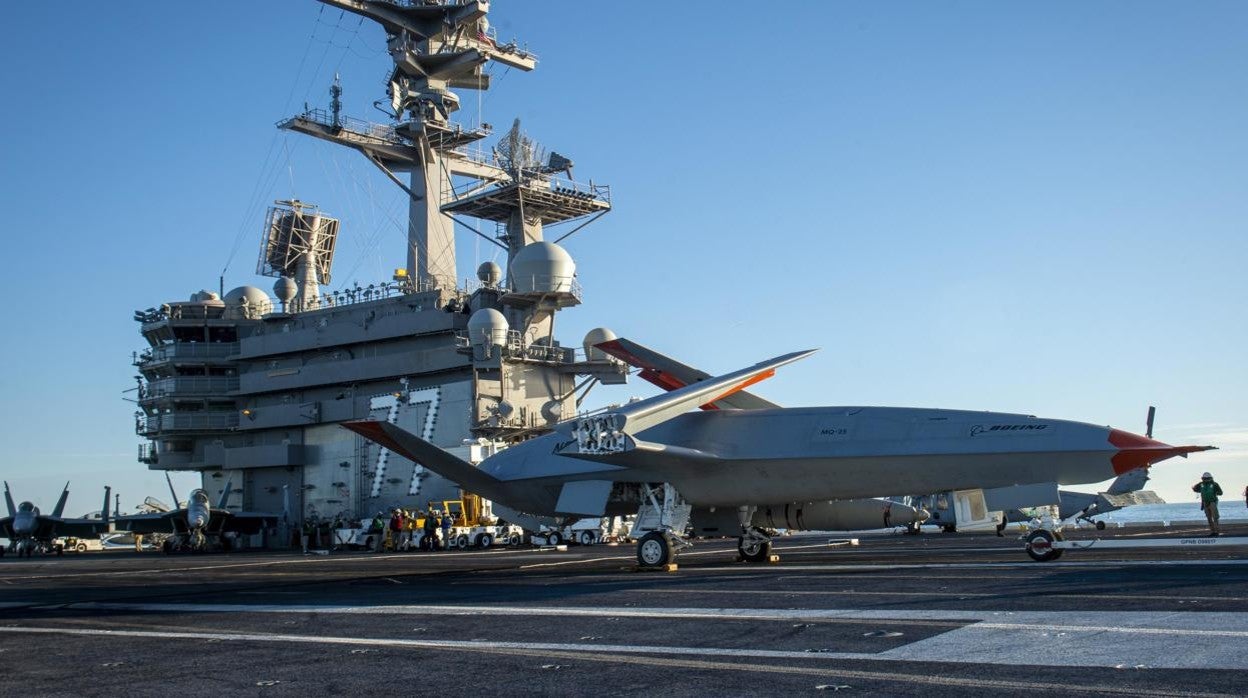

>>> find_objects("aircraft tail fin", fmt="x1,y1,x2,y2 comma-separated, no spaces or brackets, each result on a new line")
51,482,70,518
4,481,14,518
165,472,181,510
217,480,233,510
341,421,511,504
101,486,112,526
595,338,780,411
565,350,816,455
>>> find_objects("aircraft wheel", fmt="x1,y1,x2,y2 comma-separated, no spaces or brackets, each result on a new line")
546,531,562,547
475,533,493,549
1095,521,1106,531
1025,530,1064,562
579,531,596,546
637,532,672,568
738,537,772,563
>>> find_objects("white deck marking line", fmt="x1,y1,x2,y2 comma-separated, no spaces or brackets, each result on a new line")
0,548,555,581
514,543,1013,570
633,588,998,598
519,554,631,569
689,560,1248,572
4,614,1247,673
53,602,1248,637
633,587,1248,603
0,624,896,663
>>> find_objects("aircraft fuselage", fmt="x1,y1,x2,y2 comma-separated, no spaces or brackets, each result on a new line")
484,406,1179,510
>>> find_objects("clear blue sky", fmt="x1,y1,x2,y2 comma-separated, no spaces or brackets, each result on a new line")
0,1,1244,514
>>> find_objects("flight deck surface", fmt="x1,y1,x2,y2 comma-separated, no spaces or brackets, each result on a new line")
2,523,1246,696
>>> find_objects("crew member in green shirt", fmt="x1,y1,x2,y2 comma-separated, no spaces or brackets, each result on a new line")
1192,472,1223,537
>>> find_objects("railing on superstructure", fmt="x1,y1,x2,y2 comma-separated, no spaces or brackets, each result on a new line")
278,109,404,146
136,412,239,436
134,342,240,366
289,276,460,314
137,442,158,465
444,171,611,209
141,377,240,400
454,329,574,364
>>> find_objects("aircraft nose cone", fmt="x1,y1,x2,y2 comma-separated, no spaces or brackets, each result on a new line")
13,519,33,534
189,515,207,529
1108,429,1217,475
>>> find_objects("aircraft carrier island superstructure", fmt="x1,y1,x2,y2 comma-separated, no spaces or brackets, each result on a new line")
132,0,625,527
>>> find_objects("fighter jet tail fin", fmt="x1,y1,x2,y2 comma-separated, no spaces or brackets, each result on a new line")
51,482,70,518
4,481,14,518
561,349,816,456
595,338,781,411
165,472,181,510
340,421,510,504
102,486,112,526
217,480,233,510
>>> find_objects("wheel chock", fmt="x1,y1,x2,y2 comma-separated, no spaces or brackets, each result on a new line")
625,563,679,573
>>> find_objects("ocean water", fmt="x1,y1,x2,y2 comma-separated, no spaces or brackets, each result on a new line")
1092,500,1248,524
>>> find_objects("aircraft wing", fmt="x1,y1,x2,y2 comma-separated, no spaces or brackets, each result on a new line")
341,420,514,503
45,517,112,537
558,349,815,459
213,510,279,535
1100,490,1165,508
595,338,780,410
114,511,182,535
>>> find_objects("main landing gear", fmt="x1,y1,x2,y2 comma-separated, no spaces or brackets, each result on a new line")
736,507,776,563
637,531,675,567
737,530,773,563
633,484,692,570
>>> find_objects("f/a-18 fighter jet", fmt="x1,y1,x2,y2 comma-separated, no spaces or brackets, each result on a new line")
2,482,112,558
344,346,1215,568
115,474,277,553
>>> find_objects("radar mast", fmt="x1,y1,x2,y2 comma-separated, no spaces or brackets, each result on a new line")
280,1,609,300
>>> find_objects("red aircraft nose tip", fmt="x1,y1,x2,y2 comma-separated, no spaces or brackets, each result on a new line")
1108,429,1217,475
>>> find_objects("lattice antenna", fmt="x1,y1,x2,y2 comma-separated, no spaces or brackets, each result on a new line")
494,119,545,176
256,200,340,285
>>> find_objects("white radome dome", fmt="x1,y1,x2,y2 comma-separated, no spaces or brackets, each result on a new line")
223,286,273,318
477,261,502,287
273,276,297,303
509,241,575,294
466,308,509,348
582,327,617,361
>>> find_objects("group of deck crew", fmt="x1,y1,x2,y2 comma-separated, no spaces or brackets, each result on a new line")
376,508,455,552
